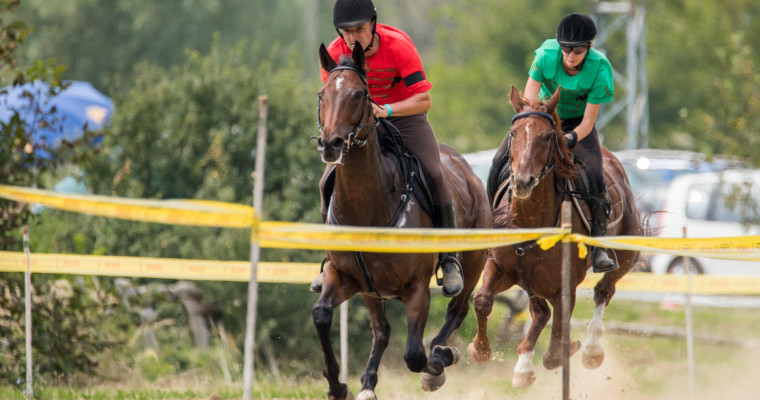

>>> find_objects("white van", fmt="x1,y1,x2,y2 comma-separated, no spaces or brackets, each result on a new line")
649,169,760,275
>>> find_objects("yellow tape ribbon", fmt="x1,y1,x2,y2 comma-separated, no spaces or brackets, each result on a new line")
0,185,254,228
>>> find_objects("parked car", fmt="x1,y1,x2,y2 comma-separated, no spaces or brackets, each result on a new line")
612,149,743,215
648,169,760,275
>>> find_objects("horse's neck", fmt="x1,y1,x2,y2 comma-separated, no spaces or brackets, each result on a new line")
511,172,562,228
332,136,398,224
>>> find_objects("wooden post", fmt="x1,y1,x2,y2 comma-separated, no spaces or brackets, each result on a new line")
340,302,348,382
23,225,33,400
561,200,572,400
683,226,696,399
243,95,268,400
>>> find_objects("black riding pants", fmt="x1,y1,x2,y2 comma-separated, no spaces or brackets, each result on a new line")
563,117,605,194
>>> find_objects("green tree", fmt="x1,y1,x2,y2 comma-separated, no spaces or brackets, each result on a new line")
30,38,328,369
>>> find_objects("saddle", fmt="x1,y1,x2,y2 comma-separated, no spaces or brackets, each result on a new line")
487,155,624,234
322,119,436,225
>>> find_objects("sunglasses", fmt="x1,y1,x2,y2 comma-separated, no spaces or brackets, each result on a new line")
561,45,589,55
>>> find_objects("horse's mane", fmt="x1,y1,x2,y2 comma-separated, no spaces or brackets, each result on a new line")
522,96,577,180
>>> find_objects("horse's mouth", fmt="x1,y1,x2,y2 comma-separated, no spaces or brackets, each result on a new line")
320,151,344,165
510,176,536,200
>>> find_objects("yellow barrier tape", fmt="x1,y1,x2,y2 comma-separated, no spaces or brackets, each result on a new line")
3,252,760,294
258,221,568,252
572,234,760,261
5,184,760,259
578,272,760,295
0,251,319,283
0,185,254,228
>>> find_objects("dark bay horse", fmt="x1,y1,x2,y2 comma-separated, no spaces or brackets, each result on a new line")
468,86,643,388
313,43,491,400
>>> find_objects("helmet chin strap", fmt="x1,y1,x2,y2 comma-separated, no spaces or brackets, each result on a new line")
362,19,378,53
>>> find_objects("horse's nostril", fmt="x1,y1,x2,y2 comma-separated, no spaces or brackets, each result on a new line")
331,137,345,151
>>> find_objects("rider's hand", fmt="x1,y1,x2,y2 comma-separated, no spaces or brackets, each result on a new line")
564,131,578,149
371,103,391,119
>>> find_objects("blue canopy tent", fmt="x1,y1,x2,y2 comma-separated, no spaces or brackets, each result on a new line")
0,80,113,159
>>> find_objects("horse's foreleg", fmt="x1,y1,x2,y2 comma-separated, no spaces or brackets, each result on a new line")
313,265,356,400
543,294,581,371
512,296,551,388
469,257,511,364
356,294,390,400
429,249,484,351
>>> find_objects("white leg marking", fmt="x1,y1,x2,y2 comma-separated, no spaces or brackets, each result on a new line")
582,303,606,369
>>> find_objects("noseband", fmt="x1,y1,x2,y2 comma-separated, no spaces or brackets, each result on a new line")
509,110,564,184
317,64,378,150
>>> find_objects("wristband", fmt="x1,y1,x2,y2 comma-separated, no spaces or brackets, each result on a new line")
565,130,578,149
384,103,393,117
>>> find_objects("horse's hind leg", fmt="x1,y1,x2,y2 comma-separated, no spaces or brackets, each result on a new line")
419,249,486,391
583,250,636,369
543,294,581,371
313,264,357,400
356,294,390,400
469,256,514,364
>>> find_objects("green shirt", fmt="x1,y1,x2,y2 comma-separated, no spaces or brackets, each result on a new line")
528,39,614,120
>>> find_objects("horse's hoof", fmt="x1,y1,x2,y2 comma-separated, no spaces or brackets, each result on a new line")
468,342,491,364
432,345,460,367
512,371,536,389
328,384,355,400
420,371,446,392
450,346,461,366
356,389,376,400
582,343,604,369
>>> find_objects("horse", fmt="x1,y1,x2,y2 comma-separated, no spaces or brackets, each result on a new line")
312,43,492,400
468,86,643,388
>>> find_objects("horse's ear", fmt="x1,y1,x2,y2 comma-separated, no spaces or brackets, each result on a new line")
351,42,366,69
509,85,524,113
546,85,561,114
319,43,337,72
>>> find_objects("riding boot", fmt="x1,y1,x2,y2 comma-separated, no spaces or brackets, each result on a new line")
435,202,464,297
590,189,617,273
310,210,329,293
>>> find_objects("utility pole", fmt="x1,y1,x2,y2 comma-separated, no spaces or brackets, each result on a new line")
592,0,649,149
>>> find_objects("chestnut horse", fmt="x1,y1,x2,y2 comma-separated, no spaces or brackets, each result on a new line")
313,43,491,400
468,86,643,388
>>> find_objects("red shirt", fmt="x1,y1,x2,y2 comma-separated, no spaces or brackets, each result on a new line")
321,24,432,104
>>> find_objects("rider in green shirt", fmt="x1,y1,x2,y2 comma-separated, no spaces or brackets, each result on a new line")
525,13,618,273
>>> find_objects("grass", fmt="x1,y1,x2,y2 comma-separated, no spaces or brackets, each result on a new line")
2,295,759,399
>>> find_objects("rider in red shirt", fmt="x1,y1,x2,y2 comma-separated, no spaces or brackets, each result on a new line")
311,0,464,297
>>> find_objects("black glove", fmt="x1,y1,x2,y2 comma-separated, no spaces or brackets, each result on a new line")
564,131,578,149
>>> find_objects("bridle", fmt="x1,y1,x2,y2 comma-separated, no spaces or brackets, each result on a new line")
316,64,379,151
509,110,564,185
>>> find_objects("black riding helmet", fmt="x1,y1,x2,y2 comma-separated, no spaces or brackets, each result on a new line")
556,13,597,47
333,0,377,53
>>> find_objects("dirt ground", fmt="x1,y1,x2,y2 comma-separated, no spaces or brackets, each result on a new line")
368,336,760,400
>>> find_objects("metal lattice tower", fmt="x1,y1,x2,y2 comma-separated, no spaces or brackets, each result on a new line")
591,0,649,149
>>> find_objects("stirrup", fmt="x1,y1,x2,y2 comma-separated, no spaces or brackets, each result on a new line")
592,248,618,273
309,257,329,293
436,255,464,297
